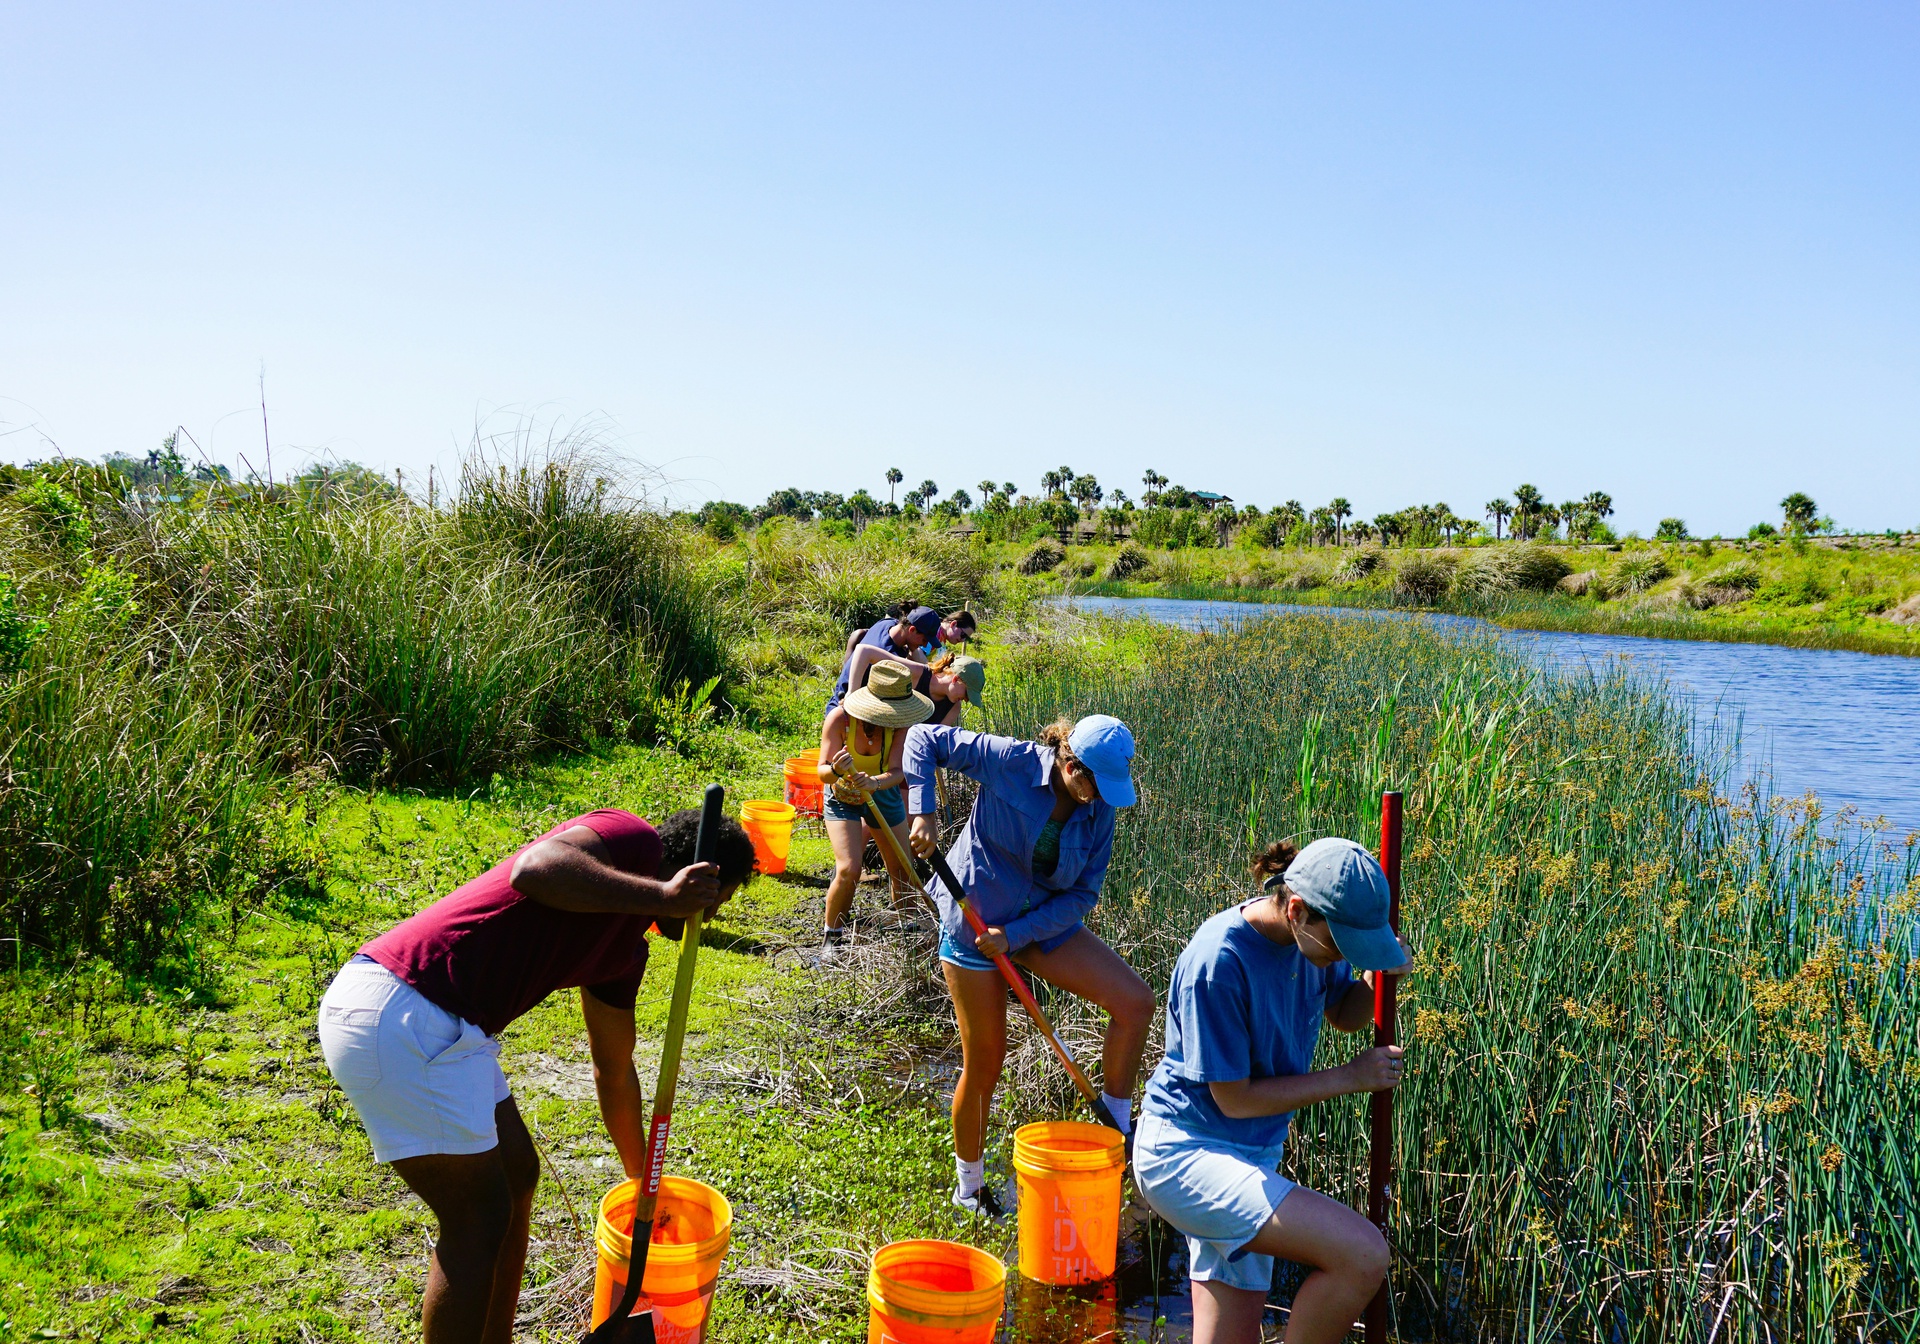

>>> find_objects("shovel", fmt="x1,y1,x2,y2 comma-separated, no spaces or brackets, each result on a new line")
584,783,723,1344
844,774,1121,1134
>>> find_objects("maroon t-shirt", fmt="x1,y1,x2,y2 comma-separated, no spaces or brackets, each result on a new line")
360,809,664,1037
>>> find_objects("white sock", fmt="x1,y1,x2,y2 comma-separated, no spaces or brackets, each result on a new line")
1102,1092,1133,1135
955,1156,985,1195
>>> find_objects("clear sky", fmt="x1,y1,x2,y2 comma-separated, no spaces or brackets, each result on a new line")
4,3,1916,534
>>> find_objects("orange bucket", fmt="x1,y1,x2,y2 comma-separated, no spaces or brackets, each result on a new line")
1013,1121,1127,1286
740,801,796,875
784,752,823,817
866,1239,1005,1344
592,1176,732,1344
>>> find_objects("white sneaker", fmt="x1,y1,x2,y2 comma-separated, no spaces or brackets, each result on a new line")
951,1183,1007,1221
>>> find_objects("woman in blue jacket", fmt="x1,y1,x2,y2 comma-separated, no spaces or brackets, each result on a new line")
904,715,1155,1217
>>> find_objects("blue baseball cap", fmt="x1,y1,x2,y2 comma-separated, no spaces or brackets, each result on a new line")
905,607,941,640
1068,715,1136,808
1279,837,1403,971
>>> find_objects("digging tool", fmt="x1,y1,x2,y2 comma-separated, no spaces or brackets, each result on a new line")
1363,790,1404,1344
836,766,1121,1133
586,783,723,1344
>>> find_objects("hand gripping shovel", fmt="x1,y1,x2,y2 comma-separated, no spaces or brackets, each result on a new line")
586,783,723,1344
844,774,1121,1134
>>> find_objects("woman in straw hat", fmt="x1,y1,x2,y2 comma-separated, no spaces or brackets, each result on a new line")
816,660,937,951
840,640,986,729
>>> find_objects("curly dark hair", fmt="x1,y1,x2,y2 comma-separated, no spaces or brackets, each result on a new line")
658,808,758,887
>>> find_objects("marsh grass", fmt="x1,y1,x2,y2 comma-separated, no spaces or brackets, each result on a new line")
0,450,729,965
987,613,1920,1341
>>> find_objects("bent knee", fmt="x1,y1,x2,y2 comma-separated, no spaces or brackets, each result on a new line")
1110,976,1156,1027
1347,1224,1389,1285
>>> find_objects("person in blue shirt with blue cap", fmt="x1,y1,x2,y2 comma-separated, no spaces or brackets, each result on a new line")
1133,836,1414,1344
903,714,1155,1218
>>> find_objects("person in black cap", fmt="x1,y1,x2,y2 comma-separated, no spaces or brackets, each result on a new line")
829,605,942,709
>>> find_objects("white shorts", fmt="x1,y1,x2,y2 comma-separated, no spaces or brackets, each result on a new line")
317,957,511,1164
1132,1112,1296,1293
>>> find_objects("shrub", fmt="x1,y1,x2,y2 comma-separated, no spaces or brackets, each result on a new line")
1105,542,1151,580
1018,537,1066,575
1457,544,1571,599
1610,552,1670,594
1654,517,1688,542
1392,551,1457,604
1557,569,1600,598
1333,547,1385,583
1279,562,1329,592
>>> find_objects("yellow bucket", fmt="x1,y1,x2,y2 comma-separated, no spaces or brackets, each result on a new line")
1013,1121,1127,1285
592,1176,732,1344
866,1239,1005,1344
740,800,796,875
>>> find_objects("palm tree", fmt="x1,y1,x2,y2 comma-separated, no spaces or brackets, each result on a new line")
918,479,939,508
948,488,972,511
886,467,903,506
1433,503,1457,544
1040,468,1065,498
1485,498,1511,541
1070,474,1103,514
1002,482,1016,499
1583,491,1613,524
977,479,999,504
1141,469,1167,506
1781,492,1818,533
1329,497,1352,546
1512,484,1543,540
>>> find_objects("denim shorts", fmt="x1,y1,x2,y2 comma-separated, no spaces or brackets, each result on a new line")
936,921,1082,972
826,784,906,826
1132,1111,1296,1292
317,956,511,1163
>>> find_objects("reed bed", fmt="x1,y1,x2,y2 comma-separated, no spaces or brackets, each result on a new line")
988,613,1920,1341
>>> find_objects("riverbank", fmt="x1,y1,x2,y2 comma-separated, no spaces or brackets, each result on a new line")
8,608,1920,1340
983,536,1920,656
0,718,1027,1343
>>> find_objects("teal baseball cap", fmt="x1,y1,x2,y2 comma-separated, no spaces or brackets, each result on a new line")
1068,714,1136,807
1278,837,1402,971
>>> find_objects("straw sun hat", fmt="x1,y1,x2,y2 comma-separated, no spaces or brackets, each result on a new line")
844,661,936,728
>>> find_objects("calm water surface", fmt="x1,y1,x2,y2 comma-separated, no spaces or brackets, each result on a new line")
1052,595,1920,839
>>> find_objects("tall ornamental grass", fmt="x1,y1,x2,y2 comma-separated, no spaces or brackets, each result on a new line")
989,613,1920,1341
0,453,728,965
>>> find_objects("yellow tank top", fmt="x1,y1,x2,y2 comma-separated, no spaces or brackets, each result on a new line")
834,722,896,802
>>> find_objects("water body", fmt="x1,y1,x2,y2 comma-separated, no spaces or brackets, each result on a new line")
1052,594,1920,843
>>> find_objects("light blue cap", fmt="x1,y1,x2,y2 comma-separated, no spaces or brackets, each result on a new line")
1281,837,1402,971
1068,714,1136,808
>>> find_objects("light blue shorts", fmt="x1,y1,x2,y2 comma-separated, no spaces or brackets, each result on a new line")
1132,1112,1296,1292
937,922,1082,972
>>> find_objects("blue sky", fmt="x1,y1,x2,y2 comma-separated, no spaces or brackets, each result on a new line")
3,3,1916,534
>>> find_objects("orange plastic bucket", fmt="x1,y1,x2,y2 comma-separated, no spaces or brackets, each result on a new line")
740,800,796,875
784,752,823,817
866,1239,1005,1344
1013,1121,1127,1285
592,1176,732,1344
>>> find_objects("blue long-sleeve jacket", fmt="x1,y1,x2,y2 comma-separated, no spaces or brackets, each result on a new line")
901,724,1116,954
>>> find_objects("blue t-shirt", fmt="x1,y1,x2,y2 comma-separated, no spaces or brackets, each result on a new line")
1142,902,1356,1150
828,620,921,707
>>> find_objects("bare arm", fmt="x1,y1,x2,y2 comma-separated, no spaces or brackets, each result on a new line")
509,825,720,918
819,709,850,785
1208,1046,1406,1120
581,990,648,1177
1325,939,1415,1033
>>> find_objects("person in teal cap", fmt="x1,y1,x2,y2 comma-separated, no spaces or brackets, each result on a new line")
903,714,1155,1218
1132,836,1414,1344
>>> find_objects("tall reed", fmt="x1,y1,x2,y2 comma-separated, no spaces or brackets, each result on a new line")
990,613,1920,1340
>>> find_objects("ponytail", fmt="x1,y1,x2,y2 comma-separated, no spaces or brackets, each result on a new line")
1036,717,1079,767
1251,839,1299,892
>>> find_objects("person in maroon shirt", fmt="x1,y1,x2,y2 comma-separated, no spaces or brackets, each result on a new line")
318,806,755,1344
